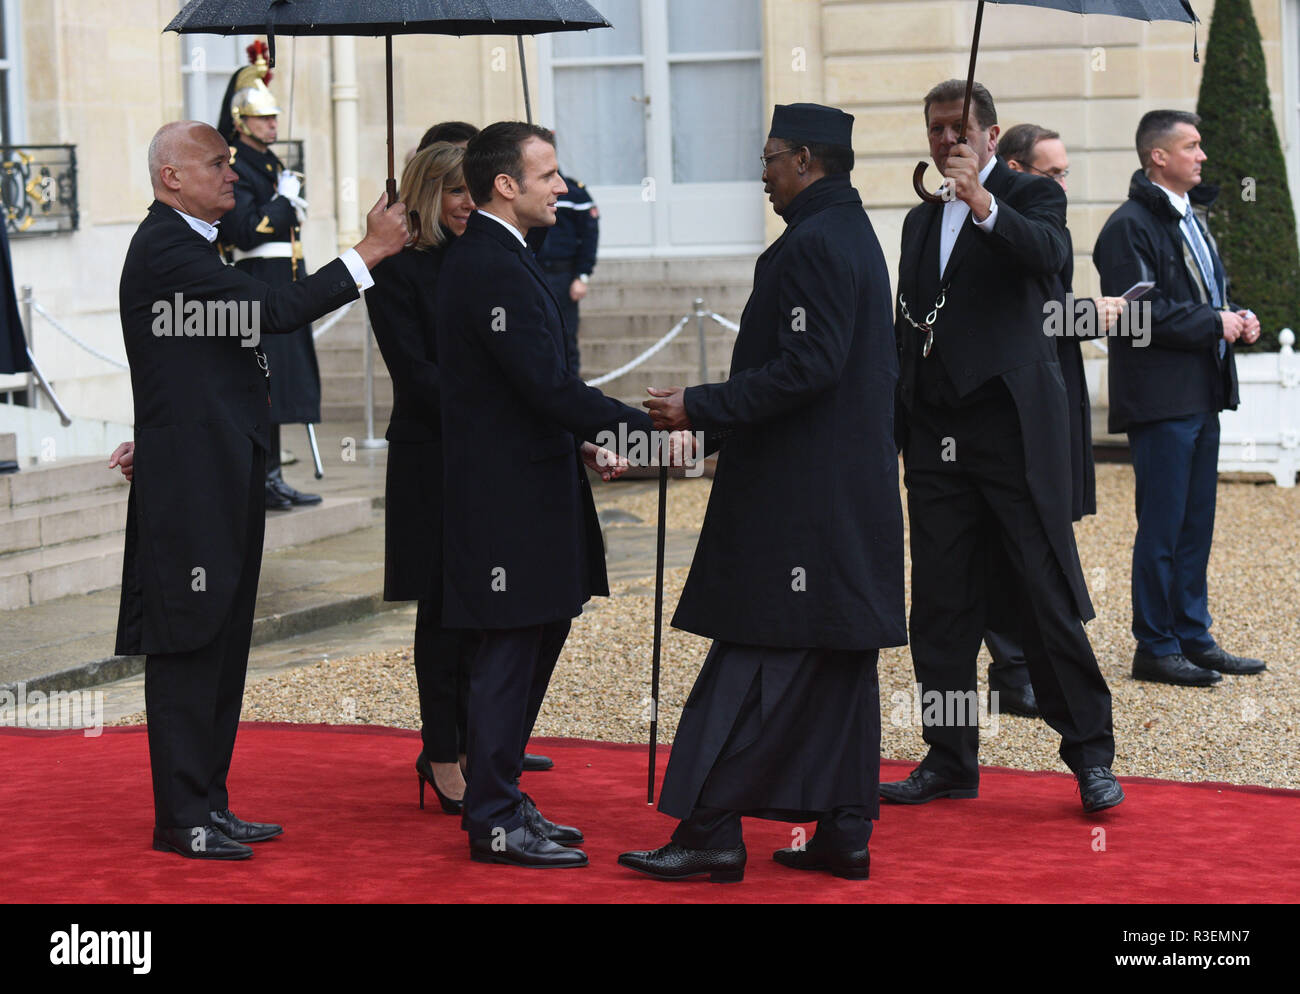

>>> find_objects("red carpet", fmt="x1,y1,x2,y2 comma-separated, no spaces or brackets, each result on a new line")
2,723,1297,904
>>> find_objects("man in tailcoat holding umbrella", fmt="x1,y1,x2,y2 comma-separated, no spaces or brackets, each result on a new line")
111,121,408,859
619,104,906,883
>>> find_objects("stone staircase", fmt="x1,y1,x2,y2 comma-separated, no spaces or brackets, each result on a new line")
319,256,756,420
0,432,374,611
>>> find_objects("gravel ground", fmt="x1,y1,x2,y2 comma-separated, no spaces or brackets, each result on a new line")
111,463,1300,788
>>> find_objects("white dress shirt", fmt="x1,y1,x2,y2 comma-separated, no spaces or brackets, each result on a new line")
477,208,528,246
940,155,1000,276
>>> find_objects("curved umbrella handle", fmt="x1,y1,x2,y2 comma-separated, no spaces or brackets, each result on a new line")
913,162,943,204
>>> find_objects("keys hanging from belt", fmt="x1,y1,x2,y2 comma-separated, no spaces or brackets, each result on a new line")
898,289,947,358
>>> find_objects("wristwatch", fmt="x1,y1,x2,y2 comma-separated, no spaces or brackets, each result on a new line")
577,273,590,284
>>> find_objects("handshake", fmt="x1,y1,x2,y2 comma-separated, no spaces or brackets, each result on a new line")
582,426,702,483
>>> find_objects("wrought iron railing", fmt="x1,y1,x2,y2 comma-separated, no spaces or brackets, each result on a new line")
1,145,79,237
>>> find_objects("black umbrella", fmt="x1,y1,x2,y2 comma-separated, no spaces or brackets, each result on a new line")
166,0,612,205
913,0,1199,202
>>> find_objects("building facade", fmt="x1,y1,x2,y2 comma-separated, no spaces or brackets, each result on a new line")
0,0,1292,434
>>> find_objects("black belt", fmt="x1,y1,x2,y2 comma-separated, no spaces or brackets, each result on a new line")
540,258,577,274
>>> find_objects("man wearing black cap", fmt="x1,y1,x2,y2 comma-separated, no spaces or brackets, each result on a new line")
884,80,1121,813
619,103,906,883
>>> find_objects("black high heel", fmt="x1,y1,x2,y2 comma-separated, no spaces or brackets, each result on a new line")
416,752,464,815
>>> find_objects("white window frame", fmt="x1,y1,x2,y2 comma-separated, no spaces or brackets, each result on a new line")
1,0,27,144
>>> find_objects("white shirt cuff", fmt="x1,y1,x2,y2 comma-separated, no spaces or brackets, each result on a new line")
974,195,998,232
340,248,374,292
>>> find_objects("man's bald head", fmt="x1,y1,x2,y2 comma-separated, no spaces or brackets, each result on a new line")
148,121,238,222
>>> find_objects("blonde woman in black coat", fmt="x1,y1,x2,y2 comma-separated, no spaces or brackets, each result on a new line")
365,142,478,813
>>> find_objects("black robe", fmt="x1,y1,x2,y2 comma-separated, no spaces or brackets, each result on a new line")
0,221,28,374
217,141,321,424
660,175,905,820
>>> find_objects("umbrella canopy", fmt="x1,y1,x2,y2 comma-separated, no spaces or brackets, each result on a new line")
166,0,612,203
165,0,611,40
913,0,1199,202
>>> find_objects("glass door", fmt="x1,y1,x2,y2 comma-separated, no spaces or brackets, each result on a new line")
538,0,765,255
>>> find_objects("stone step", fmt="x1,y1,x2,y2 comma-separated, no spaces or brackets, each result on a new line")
0,491,131,557
2,456,128,509
0,496,375,610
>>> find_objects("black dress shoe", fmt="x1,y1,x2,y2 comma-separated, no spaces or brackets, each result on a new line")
988,678,1041,719
879,767,978,804
265,480,293,511
268,472,323,507
1132,649,1221,686
773,837,870,880
209,808,283,843
519,792,582,846
523,753,554,771
153,825,252,860
1077,766,1125,813
469,824,588,868
1184,645,1267,675
617,842,746,883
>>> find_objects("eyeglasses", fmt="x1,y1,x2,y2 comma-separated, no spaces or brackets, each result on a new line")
1027,163,1070,183
760,146,803,169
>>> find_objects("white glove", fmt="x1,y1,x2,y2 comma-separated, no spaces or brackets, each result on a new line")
276,171,302,200
286,195,308,224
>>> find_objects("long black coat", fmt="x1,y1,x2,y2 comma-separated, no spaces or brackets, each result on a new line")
434,212,654,630
115,202,359,655
364,242,449,603
673,174,906,652
1092,169,1240,434
0,221,28,375
1054,239,1096,521
895,158,1093,620
218,141,321,424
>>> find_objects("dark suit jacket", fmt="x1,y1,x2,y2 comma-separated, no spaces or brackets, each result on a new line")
1054,237,1096,521
1093,169,1240,433
365,241,449,602
673,174,906,652
115,200,358,655
434,211,654,630
894,158,1092,620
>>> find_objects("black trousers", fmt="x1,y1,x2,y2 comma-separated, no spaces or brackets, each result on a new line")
984,540,1030,687
412,599,476,762
904,391,1114,782
145,449,265,828
462,620,570,839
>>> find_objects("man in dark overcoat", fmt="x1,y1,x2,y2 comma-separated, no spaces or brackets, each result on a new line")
435,122,681,869
618,103,906,883
217,50,323,509
110,121,407,859
882,80,1121,814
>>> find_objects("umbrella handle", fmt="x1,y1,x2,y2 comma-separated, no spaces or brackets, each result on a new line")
913,162,943,204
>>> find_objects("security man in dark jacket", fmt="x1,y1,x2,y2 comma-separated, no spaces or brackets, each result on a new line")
1093,109,1265,687
111,121,407,860
620,103,906,884
883,80,1121,815
217,45,323,510
535,161,598,372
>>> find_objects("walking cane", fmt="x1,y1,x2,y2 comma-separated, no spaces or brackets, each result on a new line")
647,464,667,804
